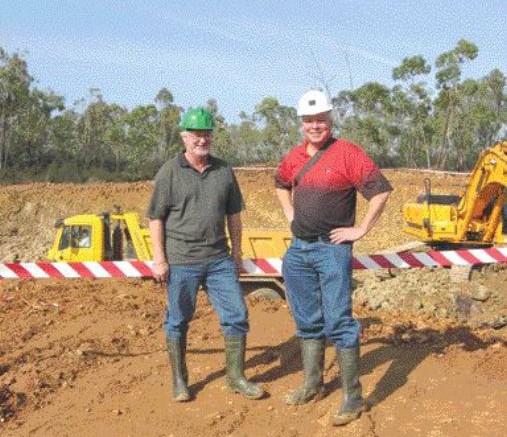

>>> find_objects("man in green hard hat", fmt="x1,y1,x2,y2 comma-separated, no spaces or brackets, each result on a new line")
147,107,264,402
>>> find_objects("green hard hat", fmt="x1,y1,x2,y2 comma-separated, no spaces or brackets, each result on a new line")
179,107,215,130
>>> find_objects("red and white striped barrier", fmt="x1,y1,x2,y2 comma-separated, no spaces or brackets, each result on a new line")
0,261,154,279
244,247,507,273
1,247,506,279
352,247,507,269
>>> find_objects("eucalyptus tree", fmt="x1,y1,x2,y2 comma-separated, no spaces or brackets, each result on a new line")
76,89,127,170
0,47,64,174
228,110,264,164
103,106,128,173
446,72,506,170
253,97,299,162
486,68,506,119
391,55,433,168
122,103,158,179
155,88,182,164
335,82,396,166
12,88,64,169
44,108,82,181
47,108,80,161
433,39,479,169
0,48,31,170
204,98,239,164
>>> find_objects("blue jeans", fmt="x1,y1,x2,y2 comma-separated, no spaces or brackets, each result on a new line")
282,237,360,349
164,255,249,339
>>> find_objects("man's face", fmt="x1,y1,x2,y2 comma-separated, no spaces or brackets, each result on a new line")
301,112,332,145
182,130,213,158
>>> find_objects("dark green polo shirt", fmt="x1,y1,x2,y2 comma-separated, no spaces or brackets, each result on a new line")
147,153,244,264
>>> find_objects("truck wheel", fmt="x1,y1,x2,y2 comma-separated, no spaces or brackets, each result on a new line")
249,287,283,301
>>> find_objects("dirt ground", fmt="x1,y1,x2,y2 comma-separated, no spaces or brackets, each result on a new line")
1,169,506,436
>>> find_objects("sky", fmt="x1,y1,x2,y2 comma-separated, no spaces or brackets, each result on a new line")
1,0,506,123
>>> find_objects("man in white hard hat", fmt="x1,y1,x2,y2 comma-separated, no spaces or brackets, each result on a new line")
275,89,392,426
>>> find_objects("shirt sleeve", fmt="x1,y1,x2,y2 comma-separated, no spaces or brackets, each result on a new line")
226,169,244,215
274,156,293,189
146,166,171,219
345,145,393,200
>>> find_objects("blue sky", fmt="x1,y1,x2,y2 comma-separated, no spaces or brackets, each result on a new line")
1,0,506,123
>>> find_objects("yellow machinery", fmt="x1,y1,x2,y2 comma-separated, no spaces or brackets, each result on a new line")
403,141,507,246
47,209,153,263
47,208,291,297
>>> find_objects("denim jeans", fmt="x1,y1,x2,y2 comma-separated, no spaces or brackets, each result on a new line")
282,237,360,349
164,255,249,339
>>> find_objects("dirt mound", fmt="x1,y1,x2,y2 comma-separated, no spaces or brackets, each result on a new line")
0,168,469,262
1,169,506,436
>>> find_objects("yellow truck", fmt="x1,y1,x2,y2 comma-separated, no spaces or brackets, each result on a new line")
403,141,507,246
47,208,291,298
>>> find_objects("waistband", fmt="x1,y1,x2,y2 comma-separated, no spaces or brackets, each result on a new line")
296,234,331,243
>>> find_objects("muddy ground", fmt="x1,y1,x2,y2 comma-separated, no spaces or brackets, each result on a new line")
0,169,506,436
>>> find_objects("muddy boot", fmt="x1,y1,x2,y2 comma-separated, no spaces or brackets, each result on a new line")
166,336,190,402
224,335,264,400
332,346,366,426
285,338,325,405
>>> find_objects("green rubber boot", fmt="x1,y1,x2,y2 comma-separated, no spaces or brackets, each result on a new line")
332,346,366,426
224,335,264,400
166,337,190,402
285,338,325,405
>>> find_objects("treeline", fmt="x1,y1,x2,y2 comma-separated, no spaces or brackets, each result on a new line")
0,39,505,183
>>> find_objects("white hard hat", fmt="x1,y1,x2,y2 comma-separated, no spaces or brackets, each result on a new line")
297,89,333,116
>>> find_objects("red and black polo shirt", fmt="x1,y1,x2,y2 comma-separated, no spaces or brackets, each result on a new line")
275,137,393,240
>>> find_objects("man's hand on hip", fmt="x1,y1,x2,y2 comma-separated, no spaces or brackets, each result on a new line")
329,226,367,244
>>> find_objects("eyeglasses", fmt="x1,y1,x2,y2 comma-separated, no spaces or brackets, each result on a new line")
184,130,213,140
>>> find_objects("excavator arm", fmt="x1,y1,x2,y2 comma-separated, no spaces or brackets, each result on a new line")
454,143,507,242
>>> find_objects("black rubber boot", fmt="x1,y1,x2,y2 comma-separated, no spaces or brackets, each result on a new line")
166,337,190,402
224,335,264,400
332,346,366,426
285,338,325,405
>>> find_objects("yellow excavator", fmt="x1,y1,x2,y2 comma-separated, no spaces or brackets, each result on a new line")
403,141,507,246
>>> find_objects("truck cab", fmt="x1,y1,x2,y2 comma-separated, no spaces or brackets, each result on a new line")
47,212,152,262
